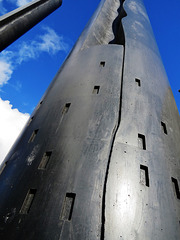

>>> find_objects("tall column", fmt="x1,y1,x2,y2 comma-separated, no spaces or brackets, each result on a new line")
0,0,179,239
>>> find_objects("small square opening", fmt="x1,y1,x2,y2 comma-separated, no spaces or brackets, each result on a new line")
140,165,149,187
161,121,167,135
27,116,34,126
38,151,52,170
138,134,146,150
0,161,7,175
93,86,100,94
61,193,76,221
100,61,105,67
135,78,141,87
28,129,39,143
20,189,37,214
37,100,43,110
62,103,71,114
171,177,180,199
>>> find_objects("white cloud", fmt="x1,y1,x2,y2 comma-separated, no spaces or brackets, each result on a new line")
0,60,13,85
0,50,15,86
0,98,29,165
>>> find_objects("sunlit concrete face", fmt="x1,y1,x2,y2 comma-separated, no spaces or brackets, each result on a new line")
105,0,180,239
0,0,180,239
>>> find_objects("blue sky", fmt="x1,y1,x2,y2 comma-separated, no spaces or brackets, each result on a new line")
144,0,180,113
0,0,180,162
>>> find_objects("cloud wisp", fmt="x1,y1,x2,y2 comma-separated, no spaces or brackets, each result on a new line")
17,27,69,64
0,26,69,87
0,60,13,86
39,27,69,54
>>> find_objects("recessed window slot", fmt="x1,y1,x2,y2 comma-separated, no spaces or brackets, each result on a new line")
93,86,100,94
100,61,105,67
171,177,180,199
62,103,71,114
36,100,43,110
140,165,149,187
135,78,141,87
27,116,34,126
161,121,167,135
28,129,39,143
38,151,52,170
20,189,37,214
138,134,146,150
61,193,76,221
0,161,7,175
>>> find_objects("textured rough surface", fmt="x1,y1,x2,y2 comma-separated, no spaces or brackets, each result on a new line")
105,1,180,239
0,0,180,239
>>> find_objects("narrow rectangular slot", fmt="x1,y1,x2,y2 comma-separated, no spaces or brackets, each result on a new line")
135,78,141,87
27,116,34,126
38,151,52,170
100,61,105,67
140,165,149,187
20,189,37,214
61,193,76,221
171,177,180,199
161,121,167,134
62,103,71,114
138,134,146,150
93,86,100,94
36,100,43,110
0,161,7,175
28,129,39,143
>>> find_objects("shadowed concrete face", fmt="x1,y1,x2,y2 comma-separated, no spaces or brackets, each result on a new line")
0,0,179,239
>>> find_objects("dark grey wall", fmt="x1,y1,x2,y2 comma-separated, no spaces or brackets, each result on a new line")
0,0,179,239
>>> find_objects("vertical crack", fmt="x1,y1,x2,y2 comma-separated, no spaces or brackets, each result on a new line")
109,0,127,45
100,0,127,239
